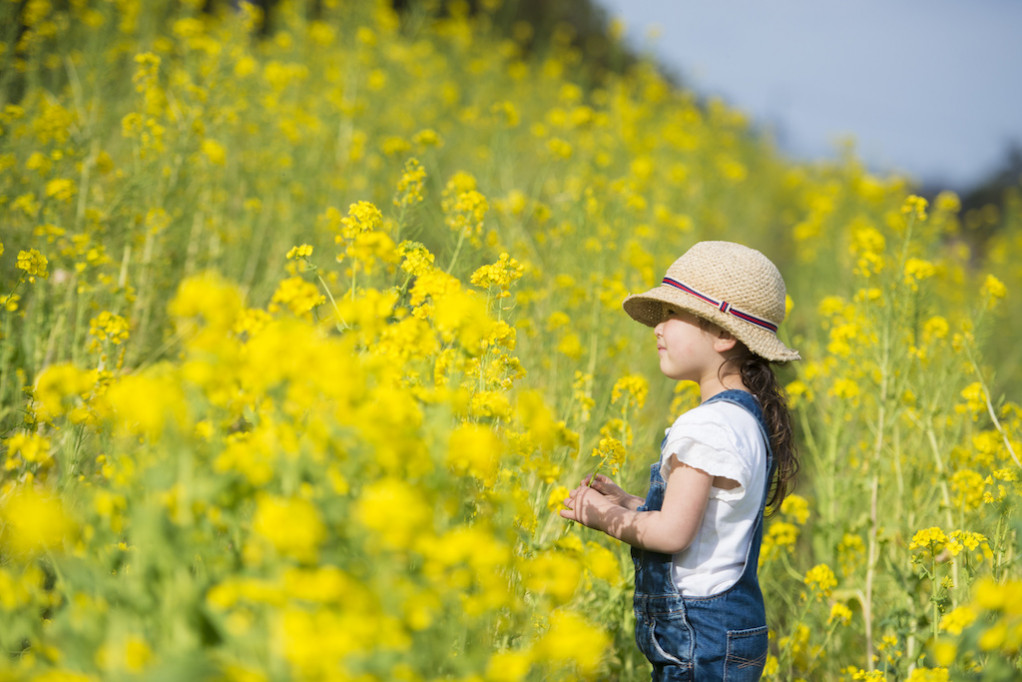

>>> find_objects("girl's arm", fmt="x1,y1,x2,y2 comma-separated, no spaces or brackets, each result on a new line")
561,462,713,554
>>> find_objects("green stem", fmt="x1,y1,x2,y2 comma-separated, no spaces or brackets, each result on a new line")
446,228,467,275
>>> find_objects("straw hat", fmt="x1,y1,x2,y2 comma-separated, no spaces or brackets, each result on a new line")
622,241,800,362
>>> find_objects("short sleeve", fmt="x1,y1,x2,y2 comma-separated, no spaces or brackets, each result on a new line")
660,403,760,502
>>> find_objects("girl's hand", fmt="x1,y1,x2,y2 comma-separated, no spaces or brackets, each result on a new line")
584,474,644,511
559,484,615,530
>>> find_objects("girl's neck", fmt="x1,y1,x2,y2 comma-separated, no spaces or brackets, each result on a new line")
698,371,748,403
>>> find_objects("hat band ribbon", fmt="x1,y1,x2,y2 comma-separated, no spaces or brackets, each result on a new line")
662,277,779,333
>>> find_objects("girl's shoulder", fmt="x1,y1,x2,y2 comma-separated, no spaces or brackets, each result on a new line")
668,400,762,452
671,399,759,431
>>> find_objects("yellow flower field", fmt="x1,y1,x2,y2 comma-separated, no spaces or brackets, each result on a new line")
1,1,1020,679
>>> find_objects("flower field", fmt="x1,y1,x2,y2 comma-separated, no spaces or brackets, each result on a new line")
1,1,1020,680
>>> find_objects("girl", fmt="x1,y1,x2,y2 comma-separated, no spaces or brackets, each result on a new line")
560,241,800,681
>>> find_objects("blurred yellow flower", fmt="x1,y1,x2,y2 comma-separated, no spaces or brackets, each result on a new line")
0,484,75,559
939,605,977,635
901,194,929,221
251,495,325,563
355,478,432,552
780,493,810,525
446,422,501,484
16,248,49,281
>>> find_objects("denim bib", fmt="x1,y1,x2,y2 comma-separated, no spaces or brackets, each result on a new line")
631,389,773,681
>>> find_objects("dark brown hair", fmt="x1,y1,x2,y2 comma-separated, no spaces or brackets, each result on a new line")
696,316,799,512
731,348,798,513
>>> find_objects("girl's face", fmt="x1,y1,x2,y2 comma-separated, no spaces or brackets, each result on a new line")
653,305,722,384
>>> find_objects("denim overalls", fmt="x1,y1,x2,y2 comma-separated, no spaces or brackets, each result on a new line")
631,390,773,681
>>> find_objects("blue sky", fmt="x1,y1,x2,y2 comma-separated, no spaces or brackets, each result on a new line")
595,0,1022,190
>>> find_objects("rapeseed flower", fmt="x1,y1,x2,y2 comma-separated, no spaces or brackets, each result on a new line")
446,422,501,485
0,484,74,559
16,248,49,281
250,495,325,563
804,563,837,600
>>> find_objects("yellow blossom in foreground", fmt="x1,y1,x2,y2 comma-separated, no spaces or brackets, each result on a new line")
939,605,977,635
446,422,501,484
531,610,608,674
485,649,532,682
355,478,433,551
31,362,94,422
0,484,75,559
547,485,570,514
521,552,581,604
251,495,326,563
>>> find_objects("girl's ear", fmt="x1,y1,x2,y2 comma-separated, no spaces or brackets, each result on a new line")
713,328,738,353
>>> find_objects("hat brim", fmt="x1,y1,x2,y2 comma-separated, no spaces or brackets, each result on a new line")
623,286,801,363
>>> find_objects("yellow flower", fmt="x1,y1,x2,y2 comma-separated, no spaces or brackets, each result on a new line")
980,273,1006,309
903,257,936,291
590,436,626,477
521,552,581,604
286,244,313,261
950,470,985,511
921,315,949,342
611,374,649,410
201,138,227,166
394,157,427,208
829,377,861,404
339,200,383,238
251,495,325,563
829,602,853,626
470,252,524,296
804,563,837,600
0,484,75,559
31,362,94,422
901,194,929,221
16,248,49,281
910,527,947,557
939,605,977,635
532,610,608,674
446,422,501,484
485,650,532,682
355,478,433,551
780,493,810,525
957,382,986,418
547,485,570,514
45,177,76,202
88,311,131,351
268,277,325,318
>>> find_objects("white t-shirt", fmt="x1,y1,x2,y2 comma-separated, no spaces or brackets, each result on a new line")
659,400,768,596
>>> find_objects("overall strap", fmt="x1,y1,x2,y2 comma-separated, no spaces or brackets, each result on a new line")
702,389,775,495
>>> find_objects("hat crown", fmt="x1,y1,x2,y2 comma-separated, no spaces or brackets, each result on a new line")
667,241,786,325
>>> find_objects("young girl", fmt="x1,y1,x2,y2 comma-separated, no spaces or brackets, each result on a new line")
560,241,800,681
